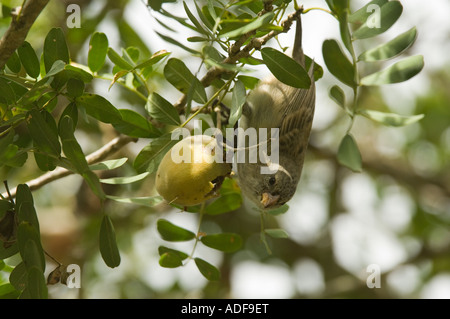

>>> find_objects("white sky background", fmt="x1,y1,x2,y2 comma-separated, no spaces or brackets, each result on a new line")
46,0,450,298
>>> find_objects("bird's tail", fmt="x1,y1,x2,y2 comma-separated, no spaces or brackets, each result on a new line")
292,13,305,66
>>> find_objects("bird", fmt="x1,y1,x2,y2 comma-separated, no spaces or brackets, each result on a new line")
236,12,316,210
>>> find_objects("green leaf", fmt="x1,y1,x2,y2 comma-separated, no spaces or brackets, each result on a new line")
43,60,66,79
43,28,70,72
202,45,225,64
18,42,40,78
0,209,16,245
107,47,133,70
205,193,242,215
88,32,109,72
59,115,89,173
17,222,45,272
204,178,241,214
329,85,346,108
113,109,160,138
76,93,122,124
266,204,289,216
352,1,403,40
261,47,311,89
158,246,189,260
237,75,260,90
157,219,196,242
147,0,177,11
187,36,208,43
0,78,16,104
6,51,21,73
264,228,289,239
134,50,171,70
66,78,85,98
146,93,181,126
0,283,20,299
64,64,94,83
337,134,362,172
89,158,128,171
106,195,164,207
325,0,349,16
360,55,424,86
349,0,388,24
155,31,200,55
133,133,178,173
17,202,40,234
109,70,130,90
358,27,417,62
194,258,220,281
123,47,140,66
59,115,106,198
4,148,28,168
24,266,48,299
0,146,22,170
338,10,352,54
0,131,18,166
26,109,61,156
183,1,209,36
34,151,56,172
159,252,183,268
229,80,246,126
164,58,207,104
37,92,58,113
359,109,424,127
322,39,355,88
200,233,242,252
9,262,27,291
195,2,214,31
0,241,18,260
0,199,13,213
161,8,203,32
59,102,78,132
99,215,121,268
6,79,27,100
100,172,149,185
305,56,324,82
221,12,274,38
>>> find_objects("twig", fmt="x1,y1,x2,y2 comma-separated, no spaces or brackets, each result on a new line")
0,0,50,68
1,135,138,199
174,7,303,114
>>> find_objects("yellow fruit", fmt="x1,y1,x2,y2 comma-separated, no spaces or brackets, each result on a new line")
155,135,232,206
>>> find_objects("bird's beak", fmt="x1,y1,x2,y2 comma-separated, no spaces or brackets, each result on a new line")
261,192,280,208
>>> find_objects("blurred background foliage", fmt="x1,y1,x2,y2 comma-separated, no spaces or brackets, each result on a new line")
1,0,449,298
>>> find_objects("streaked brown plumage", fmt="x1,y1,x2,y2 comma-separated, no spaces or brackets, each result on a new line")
237,14,316,209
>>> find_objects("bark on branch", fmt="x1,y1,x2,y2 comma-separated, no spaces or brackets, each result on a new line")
308,143,450,198
0,0,50,68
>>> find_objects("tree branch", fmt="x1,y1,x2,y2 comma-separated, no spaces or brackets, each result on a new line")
0,0,50,68
1,134,137,199
308,143,450,198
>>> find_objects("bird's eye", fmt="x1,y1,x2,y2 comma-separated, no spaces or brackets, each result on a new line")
268,176,276,186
